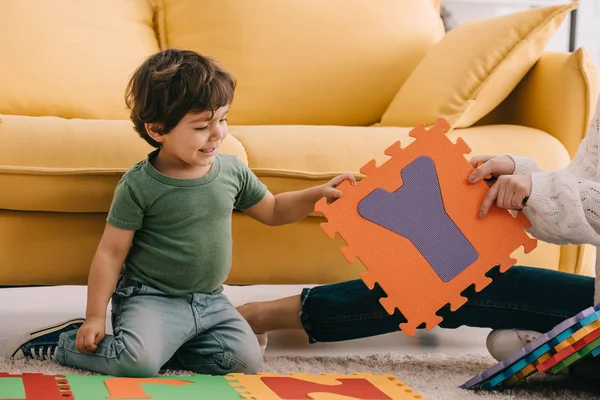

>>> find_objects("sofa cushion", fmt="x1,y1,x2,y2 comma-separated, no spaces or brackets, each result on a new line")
0,208,561,287
0,116,571,216
231,124,571,199
477,48,600,159
0,0,159,120
381,3,577,129
155,0,445,126
0,115,248,212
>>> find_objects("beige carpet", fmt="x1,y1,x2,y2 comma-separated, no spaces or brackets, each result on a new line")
1,353,599,399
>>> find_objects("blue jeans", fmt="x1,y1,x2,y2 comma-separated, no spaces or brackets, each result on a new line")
299,266,595,343
56,276,263,377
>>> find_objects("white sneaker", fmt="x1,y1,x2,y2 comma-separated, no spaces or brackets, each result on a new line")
486,329,541,362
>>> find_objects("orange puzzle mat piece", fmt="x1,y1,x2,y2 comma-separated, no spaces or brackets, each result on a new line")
225,372,426,400
314,118,537,335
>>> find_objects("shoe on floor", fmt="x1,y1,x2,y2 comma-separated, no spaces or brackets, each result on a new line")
10,318,85,361
486,329,541,362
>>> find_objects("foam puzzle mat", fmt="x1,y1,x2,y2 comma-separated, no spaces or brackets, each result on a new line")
314,117,537,335
0,372,426,399
461,304,600,390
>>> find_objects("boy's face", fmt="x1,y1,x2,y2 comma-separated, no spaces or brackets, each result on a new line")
151,106,229,169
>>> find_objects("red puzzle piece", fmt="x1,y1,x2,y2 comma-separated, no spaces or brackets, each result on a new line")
0,373,71,400
260,377,391,399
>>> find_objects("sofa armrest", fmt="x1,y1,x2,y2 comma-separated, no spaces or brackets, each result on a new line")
476,48,599,158
576,244,596,277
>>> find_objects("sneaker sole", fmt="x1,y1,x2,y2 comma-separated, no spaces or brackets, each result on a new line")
9,318,86,358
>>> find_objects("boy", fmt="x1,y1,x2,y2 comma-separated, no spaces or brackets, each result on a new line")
10,49,355,377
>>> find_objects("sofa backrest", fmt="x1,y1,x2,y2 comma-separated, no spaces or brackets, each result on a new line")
0,0,160,120
0,0,443,125
154,0,445,126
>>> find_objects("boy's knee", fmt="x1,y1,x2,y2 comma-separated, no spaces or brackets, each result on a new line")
118,365,161,378
115,361,161,378
227,339,263,374
113,349,162,378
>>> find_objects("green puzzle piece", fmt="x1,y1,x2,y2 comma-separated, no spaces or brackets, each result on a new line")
0,377,26,399
63,374,241,400
551,337,600,374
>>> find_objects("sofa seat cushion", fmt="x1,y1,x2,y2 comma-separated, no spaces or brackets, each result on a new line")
232,124,571,204
0,115,571,214
0,115,248,212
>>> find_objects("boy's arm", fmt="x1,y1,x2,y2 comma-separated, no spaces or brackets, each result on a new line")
85,223,134,321
242,185,322,226
86,176,143,320
242,173,355,226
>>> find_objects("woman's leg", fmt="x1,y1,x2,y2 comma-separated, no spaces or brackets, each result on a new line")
238,266,595,343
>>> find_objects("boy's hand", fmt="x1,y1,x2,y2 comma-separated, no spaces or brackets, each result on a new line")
75,316,106,354
468,155,516,185
321,173,356,203
478,174,532,218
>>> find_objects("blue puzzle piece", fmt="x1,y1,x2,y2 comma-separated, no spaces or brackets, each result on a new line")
358,156,478,282
460,305,600,389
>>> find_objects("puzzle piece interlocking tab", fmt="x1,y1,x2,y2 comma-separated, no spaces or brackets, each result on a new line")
314,117,537,336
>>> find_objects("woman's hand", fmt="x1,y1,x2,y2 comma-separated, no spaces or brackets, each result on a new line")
468,155,516,184
478,174,532,218
469,155,531,218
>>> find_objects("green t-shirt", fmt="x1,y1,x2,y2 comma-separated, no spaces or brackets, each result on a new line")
106,149,267,295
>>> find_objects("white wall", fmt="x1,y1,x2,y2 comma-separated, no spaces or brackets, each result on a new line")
443,0,600,66
575,0,600,66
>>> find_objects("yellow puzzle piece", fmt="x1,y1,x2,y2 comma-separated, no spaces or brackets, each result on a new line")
225,372,426,400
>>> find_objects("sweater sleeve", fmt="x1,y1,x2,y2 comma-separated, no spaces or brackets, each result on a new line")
518,102,600,247
506,103,600,179
506,154,541,175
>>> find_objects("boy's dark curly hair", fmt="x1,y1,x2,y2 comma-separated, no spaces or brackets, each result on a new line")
125,48,236,148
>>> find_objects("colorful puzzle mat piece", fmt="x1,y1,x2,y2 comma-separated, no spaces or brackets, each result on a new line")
460,304,600,389
225,373,426,400
551,336,600,374
479,353,551,390
64,374,241,400
554,319,600,352
478,310,600,389
0,372,426,400
0,373,72,400
504,355,548,386
314,118,537,336
488,314,600,389
537,324,600,373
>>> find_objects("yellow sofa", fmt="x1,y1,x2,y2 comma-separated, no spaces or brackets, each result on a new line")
0,0,598,287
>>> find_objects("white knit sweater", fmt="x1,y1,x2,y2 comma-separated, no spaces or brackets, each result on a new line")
508,98,600,306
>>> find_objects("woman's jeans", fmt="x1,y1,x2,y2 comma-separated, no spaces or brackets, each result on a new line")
299,266,595,343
